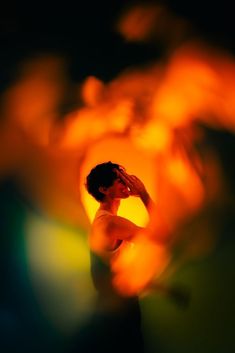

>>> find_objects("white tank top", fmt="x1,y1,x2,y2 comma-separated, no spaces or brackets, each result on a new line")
90,209,134,263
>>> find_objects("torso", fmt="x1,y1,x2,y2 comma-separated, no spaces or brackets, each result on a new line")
90,209,134,263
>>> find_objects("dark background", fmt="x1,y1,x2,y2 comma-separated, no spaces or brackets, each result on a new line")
0,2,235,353
1,0,235,85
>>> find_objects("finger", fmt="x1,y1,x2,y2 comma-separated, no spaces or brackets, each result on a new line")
117,169,132,183
115,169,139,191
130,175,138,180
123,174,142,189
115,169,132,186
128,175,140,185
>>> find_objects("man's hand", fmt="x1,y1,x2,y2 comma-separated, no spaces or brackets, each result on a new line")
114,168,155,212
115,169,148,199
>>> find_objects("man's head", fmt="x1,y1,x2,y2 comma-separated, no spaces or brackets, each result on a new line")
86,161,129,202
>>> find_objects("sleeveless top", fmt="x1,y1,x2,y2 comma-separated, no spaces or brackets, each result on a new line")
90,209,134,259
88,210,145,353
90,209,135,307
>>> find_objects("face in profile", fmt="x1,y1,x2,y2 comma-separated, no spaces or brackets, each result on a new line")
100,174,130,200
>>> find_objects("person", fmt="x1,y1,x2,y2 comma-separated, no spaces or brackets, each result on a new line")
84,161,154,353
86,161,154,261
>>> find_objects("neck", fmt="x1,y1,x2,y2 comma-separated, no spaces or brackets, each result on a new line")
99,198,120,215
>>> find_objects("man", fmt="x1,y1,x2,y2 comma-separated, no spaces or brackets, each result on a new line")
84,161,153,353
86,161,153,260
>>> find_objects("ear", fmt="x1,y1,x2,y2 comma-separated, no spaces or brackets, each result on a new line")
99,186,108,195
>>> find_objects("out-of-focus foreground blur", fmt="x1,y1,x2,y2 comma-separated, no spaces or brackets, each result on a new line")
0,1,235,353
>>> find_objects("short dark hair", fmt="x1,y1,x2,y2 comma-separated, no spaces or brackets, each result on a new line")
86,161,123,201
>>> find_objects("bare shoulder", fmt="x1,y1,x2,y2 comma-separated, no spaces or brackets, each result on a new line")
105,214,143,240
90,212,142,254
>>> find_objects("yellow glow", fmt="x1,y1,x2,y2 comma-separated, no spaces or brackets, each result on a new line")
25,213,95,332
3,41,235,301
80,136,157,226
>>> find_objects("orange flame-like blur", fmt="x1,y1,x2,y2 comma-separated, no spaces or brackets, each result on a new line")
1,23,235,300
77,42,235,295
111,233,170,296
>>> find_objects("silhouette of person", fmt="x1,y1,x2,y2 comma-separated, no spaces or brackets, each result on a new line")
84,161,154,353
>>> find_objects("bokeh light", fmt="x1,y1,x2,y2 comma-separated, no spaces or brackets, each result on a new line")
1,3,235,353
